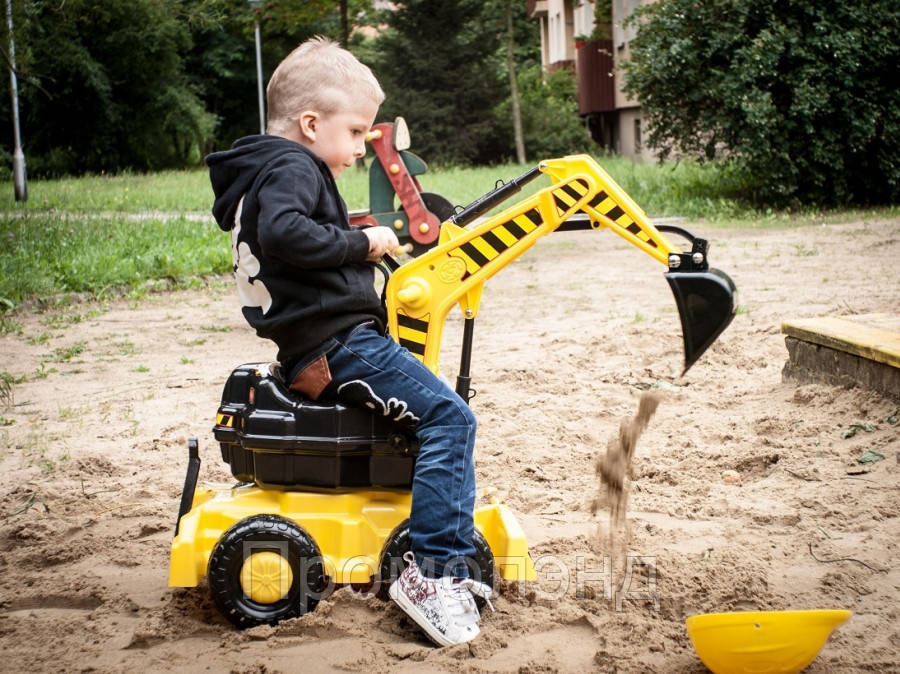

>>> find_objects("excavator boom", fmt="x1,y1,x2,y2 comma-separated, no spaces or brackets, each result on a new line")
385,154,736,381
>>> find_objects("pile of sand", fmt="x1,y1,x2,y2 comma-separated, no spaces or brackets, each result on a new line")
1,219,898,672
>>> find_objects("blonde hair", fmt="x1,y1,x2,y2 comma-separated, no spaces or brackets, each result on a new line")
266,36,385,135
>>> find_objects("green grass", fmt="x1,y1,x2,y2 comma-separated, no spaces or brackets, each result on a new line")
1,155,896,312
0,170,213,213
0,155,748,217
0,212,230,309
5,155,897,222
48,342,87,362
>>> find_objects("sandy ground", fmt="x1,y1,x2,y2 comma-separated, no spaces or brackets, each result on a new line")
0,216,898,673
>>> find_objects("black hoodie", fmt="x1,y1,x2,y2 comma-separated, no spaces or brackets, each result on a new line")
206,135,385,364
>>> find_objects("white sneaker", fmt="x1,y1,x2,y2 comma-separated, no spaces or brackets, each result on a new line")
389,551,493,647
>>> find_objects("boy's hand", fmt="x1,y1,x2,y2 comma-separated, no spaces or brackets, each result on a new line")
363,226,400,261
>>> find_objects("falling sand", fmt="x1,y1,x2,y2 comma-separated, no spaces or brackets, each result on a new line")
593,391,663,561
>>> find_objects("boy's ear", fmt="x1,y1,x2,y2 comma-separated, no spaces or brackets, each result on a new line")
297,110,319,143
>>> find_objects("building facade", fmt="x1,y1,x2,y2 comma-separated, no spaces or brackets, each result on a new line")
527,0,655,160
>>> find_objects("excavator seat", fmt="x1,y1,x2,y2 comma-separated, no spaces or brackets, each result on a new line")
213,363,419,491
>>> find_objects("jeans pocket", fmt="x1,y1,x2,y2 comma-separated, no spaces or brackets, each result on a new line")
288,354,332,400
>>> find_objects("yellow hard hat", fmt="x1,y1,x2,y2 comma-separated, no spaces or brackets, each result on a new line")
685,609,851,674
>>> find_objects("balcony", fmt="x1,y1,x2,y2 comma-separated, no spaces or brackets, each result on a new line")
576,39,615,114
526,0,547,18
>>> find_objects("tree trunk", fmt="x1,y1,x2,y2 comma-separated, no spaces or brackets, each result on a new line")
339,0,349,47
506,4,526,163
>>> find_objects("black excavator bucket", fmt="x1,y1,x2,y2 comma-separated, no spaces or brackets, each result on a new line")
665,268,737,373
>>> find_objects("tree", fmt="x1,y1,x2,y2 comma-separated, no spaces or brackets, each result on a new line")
157,0,370,152
495,64,594,162
478,0,539,163
484,0,592,165
372,0,505,165
11,0,216,175
480,0,541,163
1,0,378,174
504,2,525,163
622,0,900,207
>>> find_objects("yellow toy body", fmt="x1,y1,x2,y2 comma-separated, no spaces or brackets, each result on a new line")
170,155,737,629
170,485,534,589
386,155,734,375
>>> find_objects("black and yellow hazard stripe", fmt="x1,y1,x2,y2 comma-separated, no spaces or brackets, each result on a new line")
397,312,429,358
451,206,544,275
551,178,591,217
216,413,234,428
585,190,657,248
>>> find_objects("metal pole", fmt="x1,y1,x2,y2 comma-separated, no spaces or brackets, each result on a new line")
455,318,476,403
253,18,265,134
5,0,26,201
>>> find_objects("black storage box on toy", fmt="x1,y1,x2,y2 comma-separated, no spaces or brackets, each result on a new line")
213,364,419,490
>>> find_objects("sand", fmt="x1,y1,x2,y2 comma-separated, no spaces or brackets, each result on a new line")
594,391,663,523
594,390,663,584
1,217,898,673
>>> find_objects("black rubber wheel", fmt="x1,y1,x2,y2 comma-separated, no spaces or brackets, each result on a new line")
404,192,456,256
420,192,456,222
207,514,326,629
376,519,494,606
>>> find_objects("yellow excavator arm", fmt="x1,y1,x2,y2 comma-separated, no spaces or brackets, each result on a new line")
385,154,736,392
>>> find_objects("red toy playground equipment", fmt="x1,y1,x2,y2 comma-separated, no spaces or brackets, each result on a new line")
349,117,455,256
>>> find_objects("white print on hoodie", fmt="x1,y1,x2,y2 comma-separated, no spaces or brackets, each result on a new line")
231,196,273,314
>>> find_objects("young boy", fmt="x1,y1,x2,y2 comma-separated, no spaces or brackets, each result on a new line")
205,37,490,647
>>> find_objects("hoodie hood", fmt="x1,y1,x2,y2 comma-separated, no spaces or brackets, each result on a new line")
206,135,320,232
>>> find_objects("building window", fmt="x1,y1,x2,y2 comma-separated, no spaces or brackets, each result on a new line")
634,118,642,153
549,11,561,62
616,0,642,48
575,0,594,38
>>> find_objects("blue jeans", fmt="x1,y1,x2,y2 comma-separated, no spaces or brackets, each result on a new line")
319,324,477,578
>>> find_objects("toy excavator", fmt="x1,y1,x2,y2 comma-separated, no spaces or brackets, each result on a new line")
349,117,454,255
169,155,737,628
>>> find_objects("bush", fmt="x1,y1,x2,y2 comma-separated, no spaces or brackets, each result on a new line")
495,64,594,162
622,0,900,207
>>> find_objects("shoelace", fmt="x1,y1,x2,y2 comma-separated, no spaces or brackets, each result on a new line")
400,551,434,596
441,578,480,630
401,552,496,614
460,578,495,613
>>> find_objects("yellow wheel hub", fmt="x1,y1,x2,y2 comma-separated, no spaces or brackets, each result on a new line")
240,551,293,604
